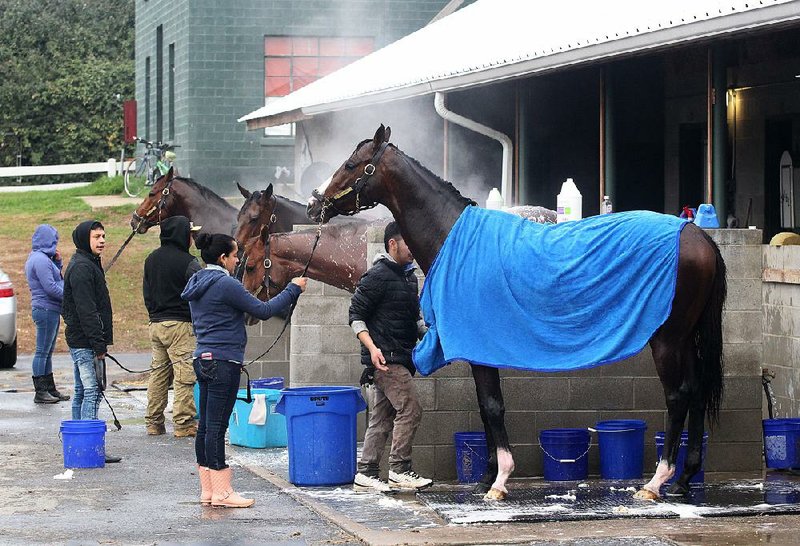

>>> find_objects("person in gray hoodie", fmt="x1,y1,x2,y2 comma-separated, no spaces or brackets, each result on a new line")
24,224,68,404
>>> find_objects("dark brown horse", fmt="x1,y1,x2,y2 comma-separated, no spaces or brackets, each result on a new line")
306,125,726,502
234,182,313,244
130,170,238,235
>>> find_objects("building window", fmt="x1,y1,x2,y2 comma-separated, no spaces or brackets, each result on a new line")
263,36,374,137
168,42,175,140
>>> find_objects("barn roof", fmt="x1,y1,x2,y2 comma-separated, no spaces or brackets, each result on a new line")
240,0,800,129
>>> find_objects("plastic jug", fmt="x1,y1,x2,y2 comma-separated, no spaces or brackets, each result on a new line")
485,188,504,210
695,203,720,228
556,178,582,223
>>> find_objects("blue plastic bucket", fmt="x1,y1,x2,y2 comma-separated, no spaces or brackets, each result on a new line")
229,388,286,448
654,431,709,484
540,428,590,481
763,418,800,469
594,419,647,479
60,419,106,469
454,431,488,483
193,382,199,420
275,386,367,486
250,376,284,390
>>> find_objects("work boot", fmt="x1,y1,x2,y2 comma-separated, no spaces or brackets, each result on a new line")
209,467,254,508
43,373,70,401
197,464,212,505
146,424,166,436
174,425,198,438
32,376,59,404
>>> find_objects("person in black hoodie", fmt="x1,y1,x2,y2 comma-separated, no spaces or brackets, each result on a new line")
350,221,432,492
143,216,202,437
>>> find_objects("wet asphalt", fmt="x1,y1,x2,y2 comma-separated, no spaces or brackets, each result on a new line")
3,353,800,545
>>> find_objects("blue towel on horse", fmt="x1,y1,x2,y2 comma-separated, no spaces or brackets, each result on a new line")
413,207,687,376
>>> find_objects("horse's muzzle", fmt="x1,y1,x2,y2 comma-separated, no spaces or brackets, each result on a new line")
306,198,323,223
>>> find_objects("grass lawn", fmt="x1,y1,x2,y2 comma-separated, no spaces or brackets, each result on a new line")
0,176,162,355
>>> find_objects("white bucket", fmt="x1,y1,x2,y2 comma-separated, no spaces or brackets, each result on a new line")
556,178,582,223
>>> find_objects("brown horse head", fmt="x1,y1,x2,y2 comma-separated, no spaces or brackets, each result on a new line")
130,168,177,233
307,124,392,224
235,182,276,245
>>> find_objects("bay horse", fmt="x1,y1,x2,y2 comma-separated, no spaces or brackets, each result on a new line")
306,125,726,502
234,182,313,244
130,169,239,235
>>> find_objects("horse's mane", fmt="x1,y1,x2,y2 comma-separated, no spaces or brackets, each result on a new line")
176,176,236,209
393,144,477,207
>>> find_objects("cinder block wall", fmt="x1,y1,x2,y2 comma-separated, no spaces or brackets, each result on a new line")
289,225,765,480
762,244,800,418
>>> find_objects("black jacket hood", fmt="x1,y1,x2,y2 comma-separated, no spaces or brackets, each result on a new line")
72,220,103,254
160,216,192,251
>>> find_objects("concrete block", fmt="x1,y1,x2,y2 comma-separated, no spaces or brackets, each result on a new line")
780,246,800,270
501,377,571,411
410,445,436,479
415,411,471,445
719,245,762,279
289,354,355,385
710,229,763,246
292,296,350,325
435,378,478,410
504,410,537,445
290,324,360,354
511,444,539,479
712,409,763,443
569,378,633,410
434,445,458,481
724,342,763,376
723,310,762,343
415,378,436,411
633,377,667,410
725,278,762,310
705,442,763,472
427,360,472,377
720,376,762,410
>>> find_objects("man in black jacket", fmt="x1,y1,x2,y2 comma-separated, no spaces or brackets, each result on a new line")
63,220,112,424
350,222,432,492
143,216,202,437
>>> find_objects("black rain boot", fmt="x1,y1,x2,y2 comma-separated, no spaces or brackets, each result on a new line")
33,376,60,404
44,373,70,401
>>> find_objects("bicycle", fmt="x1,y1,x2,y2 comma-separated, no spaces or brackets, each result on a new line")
123,137,180,197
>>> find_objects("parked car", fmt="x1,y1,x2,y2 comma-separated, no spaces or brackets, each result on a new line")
0,266,17,369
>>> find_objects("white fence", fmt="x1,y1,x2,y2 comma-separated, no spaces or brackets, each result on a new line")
0,158,121,180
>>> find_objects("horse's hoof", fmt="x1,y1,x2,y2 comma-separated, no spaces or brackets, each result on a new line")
665,483,689,497
472,482,491,494
483,488,507,501
633,488,659,501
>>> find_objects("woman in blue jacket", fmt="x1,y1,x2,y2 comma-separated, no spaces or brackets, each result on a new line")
24,224,68,404
182,232,306,508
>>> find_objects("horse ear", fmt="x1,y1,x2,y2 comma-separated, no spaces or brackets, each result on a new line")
384,126,391,142
237,182,251,199
373,124,386,148
265,183,274,198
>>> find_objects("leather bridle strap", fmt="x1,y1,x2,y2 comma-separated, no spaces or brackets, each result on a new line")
312,141,389,217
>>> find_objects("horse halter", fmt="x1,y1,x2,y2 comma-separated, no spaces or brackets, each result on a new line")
131,176,176,229
237,194,280,297
312,141,389,218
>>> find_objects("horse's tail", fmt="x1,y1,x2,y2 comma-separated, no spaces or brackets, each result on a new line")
697,233,727,427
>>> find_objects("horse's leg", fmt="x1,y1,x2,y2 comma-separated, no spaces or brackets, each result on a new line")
666,354,705,496
637,339,687,500
470,364,514,500
473,401,499,494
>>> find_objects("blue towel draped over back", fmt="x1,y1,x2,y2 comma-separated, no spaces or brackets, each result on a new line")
413,207,687,376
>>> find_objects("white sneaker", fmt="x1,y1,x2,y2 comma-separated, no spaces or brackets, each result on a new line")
388,470,433,490
354,472,392,492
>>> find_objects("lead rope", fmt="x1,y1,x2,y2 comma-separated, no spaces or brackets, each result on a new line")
237,207,328,404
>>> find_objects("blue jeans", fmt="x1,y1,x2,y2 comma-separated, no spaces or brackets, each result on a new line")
71,348,100,420
31,308,60,377
194,358,241,470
